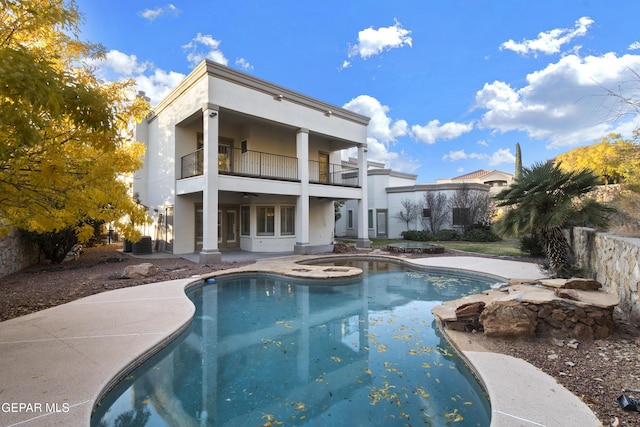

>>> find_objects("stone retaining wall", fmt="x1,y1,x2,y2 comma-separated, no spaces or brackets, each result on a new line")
571,227,640,327
526,301,615,340
0,229,40,279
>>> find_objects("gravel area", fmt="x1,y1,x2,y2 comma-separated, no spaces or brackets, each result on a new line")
1,244,639,426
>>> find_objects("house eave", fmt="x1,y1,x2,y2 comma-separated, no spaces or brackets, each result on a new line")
147,60,370,126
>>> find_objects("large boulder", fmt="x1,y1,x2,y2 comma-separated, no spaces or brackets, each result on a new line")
121,263,159,279
479,301,538,339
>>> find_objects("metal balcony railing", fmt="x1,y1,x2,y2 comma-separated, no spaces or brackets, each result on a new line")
180,148,360,187
181,149,204,178
223,148,298,180
181,148,298,181
308,160,359,187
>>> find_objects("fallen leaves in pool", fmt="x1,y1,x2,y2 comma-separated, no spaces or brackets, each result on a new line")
368,381,398,406
261,413,282,426
444,408,464,422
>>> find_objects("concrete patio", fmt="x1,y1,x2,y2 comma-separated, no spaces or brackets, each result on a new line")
0,255,602,426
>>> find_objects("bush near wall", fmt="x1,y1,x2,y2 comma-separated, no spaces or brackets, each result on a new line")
401,226,500,242
0,228,40,279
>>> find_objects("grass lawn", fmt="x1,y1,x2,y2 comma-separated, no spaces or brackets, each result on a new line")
365,238,525,257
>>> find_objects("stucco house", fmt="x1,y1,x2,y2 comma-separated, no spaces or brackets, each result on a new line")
134,60,371,263
336,164,513,240
436,169,513,195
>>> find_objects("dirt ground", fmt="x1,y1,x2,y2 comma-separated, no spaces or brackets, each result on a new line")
1,244,639,426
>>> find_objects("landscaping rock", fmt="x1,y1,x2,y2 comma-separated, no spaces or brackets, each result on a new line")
554,288,581,301
455,301,486,319
121,263,159,279
333,242,355,253
479,300,538,339
564,278,602,291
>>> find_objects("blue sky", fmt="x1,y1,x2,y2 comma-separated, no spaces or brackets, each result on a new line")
77,1,640,182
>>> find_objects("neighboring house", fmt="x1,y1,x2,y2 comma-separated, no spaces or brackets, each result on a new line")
436,169,513,195
337,166,512,239
335,159,416,239
134,60,371,263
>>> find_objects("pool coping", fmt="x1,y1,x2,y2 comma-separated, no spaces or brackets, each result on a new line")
0,255,601,426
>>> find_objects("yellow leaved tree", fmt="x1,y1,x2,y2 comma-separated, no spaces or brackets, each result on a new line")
555,133,640,185
0,0,150,261
555,132,640,235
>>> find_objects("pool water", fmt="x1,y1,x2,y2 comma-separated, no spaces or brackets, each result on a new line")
93,262,494,426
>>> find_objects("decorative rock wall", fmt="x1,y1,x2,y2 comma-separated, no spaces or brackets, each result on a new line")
525,301,615,340
571,227,640,328
0,228,40,279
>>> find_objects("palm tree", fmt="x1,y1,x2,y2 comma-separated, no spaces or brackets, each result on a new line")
494,160,614,277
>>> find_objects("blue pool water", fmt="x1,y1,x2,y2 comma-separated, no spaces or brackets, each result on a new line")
93,261,495,426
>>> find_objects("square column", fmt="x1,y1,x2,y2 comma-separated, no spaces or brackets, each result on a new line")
356,143,371,248
200,104,222,264
294,128,310,254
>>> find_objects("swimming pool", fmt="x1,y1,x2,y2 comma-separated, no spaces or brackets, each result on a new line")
93,261,495,426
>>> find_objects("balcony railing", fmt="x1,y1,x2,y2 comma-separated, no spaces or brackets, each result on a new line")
180,148,360,187
181,148,298,181
181,149,204,178
308,160,359,187
222,148,299,180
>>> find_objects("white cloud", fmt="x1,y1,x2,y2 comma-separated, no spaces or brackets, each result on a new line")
99,50,151,76
477,140,489,146
443,150,471,162
140,4,178,22
488,148,516,166
474,52,640,148
342,95,415,171
183,33,228,67
411,119,474,144
235,58,254,71
89,50,184,105
344,19,412,66
134,69,186,105
500,16,594,56
629,42,640,51
343,95,408,143
441,148,514,166
442,150,488,162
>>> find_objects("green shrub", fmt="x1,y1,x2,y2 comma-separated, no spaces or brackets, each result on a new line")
519,234,545,257
401,230,433,241
434,229,461,241
464,225,501,242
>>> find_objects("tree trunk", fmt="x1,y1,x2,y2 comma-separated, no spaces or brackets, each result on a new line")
541,226,575,277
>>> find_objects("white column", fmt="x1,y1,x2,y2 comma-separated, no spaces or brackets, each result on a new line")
356,143,371,248
294,128,310,254
199,104,222,263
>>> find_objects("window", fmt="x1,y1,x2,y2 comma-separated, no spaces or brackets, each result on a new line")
368,210,373,229
452,208,470,226
347,210,354,229
422,208,431,218
257,206,275,235
376,210,387,236
241,206,250,235
281,206,295,235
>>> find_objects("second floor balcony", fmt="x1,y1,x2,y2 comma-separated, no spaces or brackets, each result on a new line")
180,148,359,187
